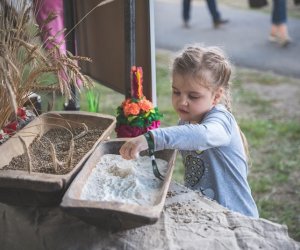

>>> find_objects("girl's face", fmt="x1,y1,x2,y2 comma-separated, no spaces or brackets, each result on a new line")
172,73,223,122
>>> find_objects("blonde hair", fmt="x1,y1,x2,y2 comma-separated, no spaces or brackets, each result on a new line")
172,45,250,160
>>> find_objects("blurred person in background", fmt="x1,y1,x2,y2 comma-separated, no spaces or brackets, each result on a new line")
182,0,229,28
33,0,66,55
269,0,291,46
33,0,81,110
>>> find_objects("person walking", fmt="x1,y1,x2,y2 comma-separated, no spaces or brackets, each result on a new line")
182,0,229,28
269,0,291,46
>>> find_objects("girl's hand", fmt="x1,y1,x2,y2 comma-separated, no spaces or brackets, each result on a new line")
119,135,148,160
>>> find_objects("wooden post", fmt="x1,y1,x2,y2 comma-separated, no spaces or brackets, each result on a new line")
124,0,136,98
63,0,80,110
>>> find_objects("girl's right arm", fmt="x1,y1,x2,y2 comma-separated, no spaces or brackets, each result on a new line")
119,108,233,159
151,110,233,151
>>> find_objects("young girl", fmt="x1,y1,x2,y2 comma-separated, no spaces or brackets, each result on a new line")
119,45,259,218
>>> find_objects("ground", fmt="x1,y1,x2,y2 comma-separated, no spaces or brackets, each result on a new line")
233,68,300,119
232,67,300,241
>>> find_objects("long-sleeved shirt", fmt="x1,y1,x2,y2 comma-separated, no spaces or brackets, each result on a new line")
150,104,259,218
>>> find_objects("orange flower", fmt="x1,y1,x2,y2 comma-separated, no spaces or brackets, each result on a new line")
138,99,153,112
123,102,140,116
122,99,131,107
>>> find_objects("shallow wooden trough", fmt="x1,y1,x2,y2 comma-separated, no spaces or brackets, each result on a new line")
60,139,177,231
0,111,116,206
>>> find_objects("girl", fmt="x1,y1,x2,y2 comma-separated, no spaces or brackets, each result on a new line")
120,45,259,218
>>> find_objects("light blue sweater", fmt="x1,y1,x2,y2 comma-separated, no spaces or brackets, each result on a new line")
150,104,259,218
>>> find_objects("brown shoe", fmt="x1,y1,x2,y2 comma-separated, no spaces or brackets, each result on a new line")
213,19,229,28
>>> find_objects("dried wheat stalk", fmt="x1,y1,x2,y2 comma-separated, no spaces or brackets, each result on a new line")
74,123,89,140
0,0,94,129
47,132,75,173
49,140,59,173
18,135,32,174
66,139,75,170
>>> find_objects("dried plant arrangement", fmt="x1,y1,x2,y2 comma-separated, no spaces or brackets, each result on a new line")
0,0,118,176
0,0,94,133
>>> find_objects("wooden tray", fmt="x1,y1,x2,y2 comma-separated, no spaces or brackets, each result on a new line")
0,111,116,206
60,139,176,231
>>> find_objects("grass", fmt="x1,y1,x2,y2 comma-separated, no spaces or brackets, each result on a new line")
232,67,300,242
39,50,300,241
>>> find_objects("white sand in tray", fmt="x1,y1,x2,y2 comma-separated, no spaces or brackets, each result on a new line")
80,154,168,206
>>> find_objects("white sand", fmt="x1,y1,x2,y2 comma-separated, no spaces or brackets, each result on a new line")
80,154,168,206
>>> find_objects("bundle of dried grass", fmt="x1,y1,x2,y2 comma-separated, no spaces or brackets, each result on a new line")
0,0,94,129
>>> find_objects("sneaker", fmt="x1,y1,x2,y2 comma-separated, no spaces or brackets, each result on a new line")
268,34,278,42
278,36,292,47
269,34,292,47
213,19,229,28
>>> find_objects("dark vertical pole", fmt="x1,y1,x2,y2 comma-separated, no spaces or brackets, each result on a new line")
63,0,80,110
124,0,136,98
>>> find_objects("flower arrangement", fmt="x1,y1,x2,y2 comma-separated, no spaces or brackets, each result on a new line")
115,66,162,138
0,107,35,145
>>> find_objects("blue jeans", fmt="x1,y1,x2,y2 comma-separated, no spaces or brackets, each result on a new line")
272,0,287,24
206,0,220,22
182,0,221,22
183,0,191,22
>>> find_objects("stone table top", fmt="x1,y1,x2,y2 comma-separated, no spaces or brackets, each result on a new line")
0,182,299,250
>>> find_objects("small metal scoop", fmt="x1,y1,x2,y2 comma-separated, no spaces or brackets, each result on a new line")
150,154,164,180
144,132,164,181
